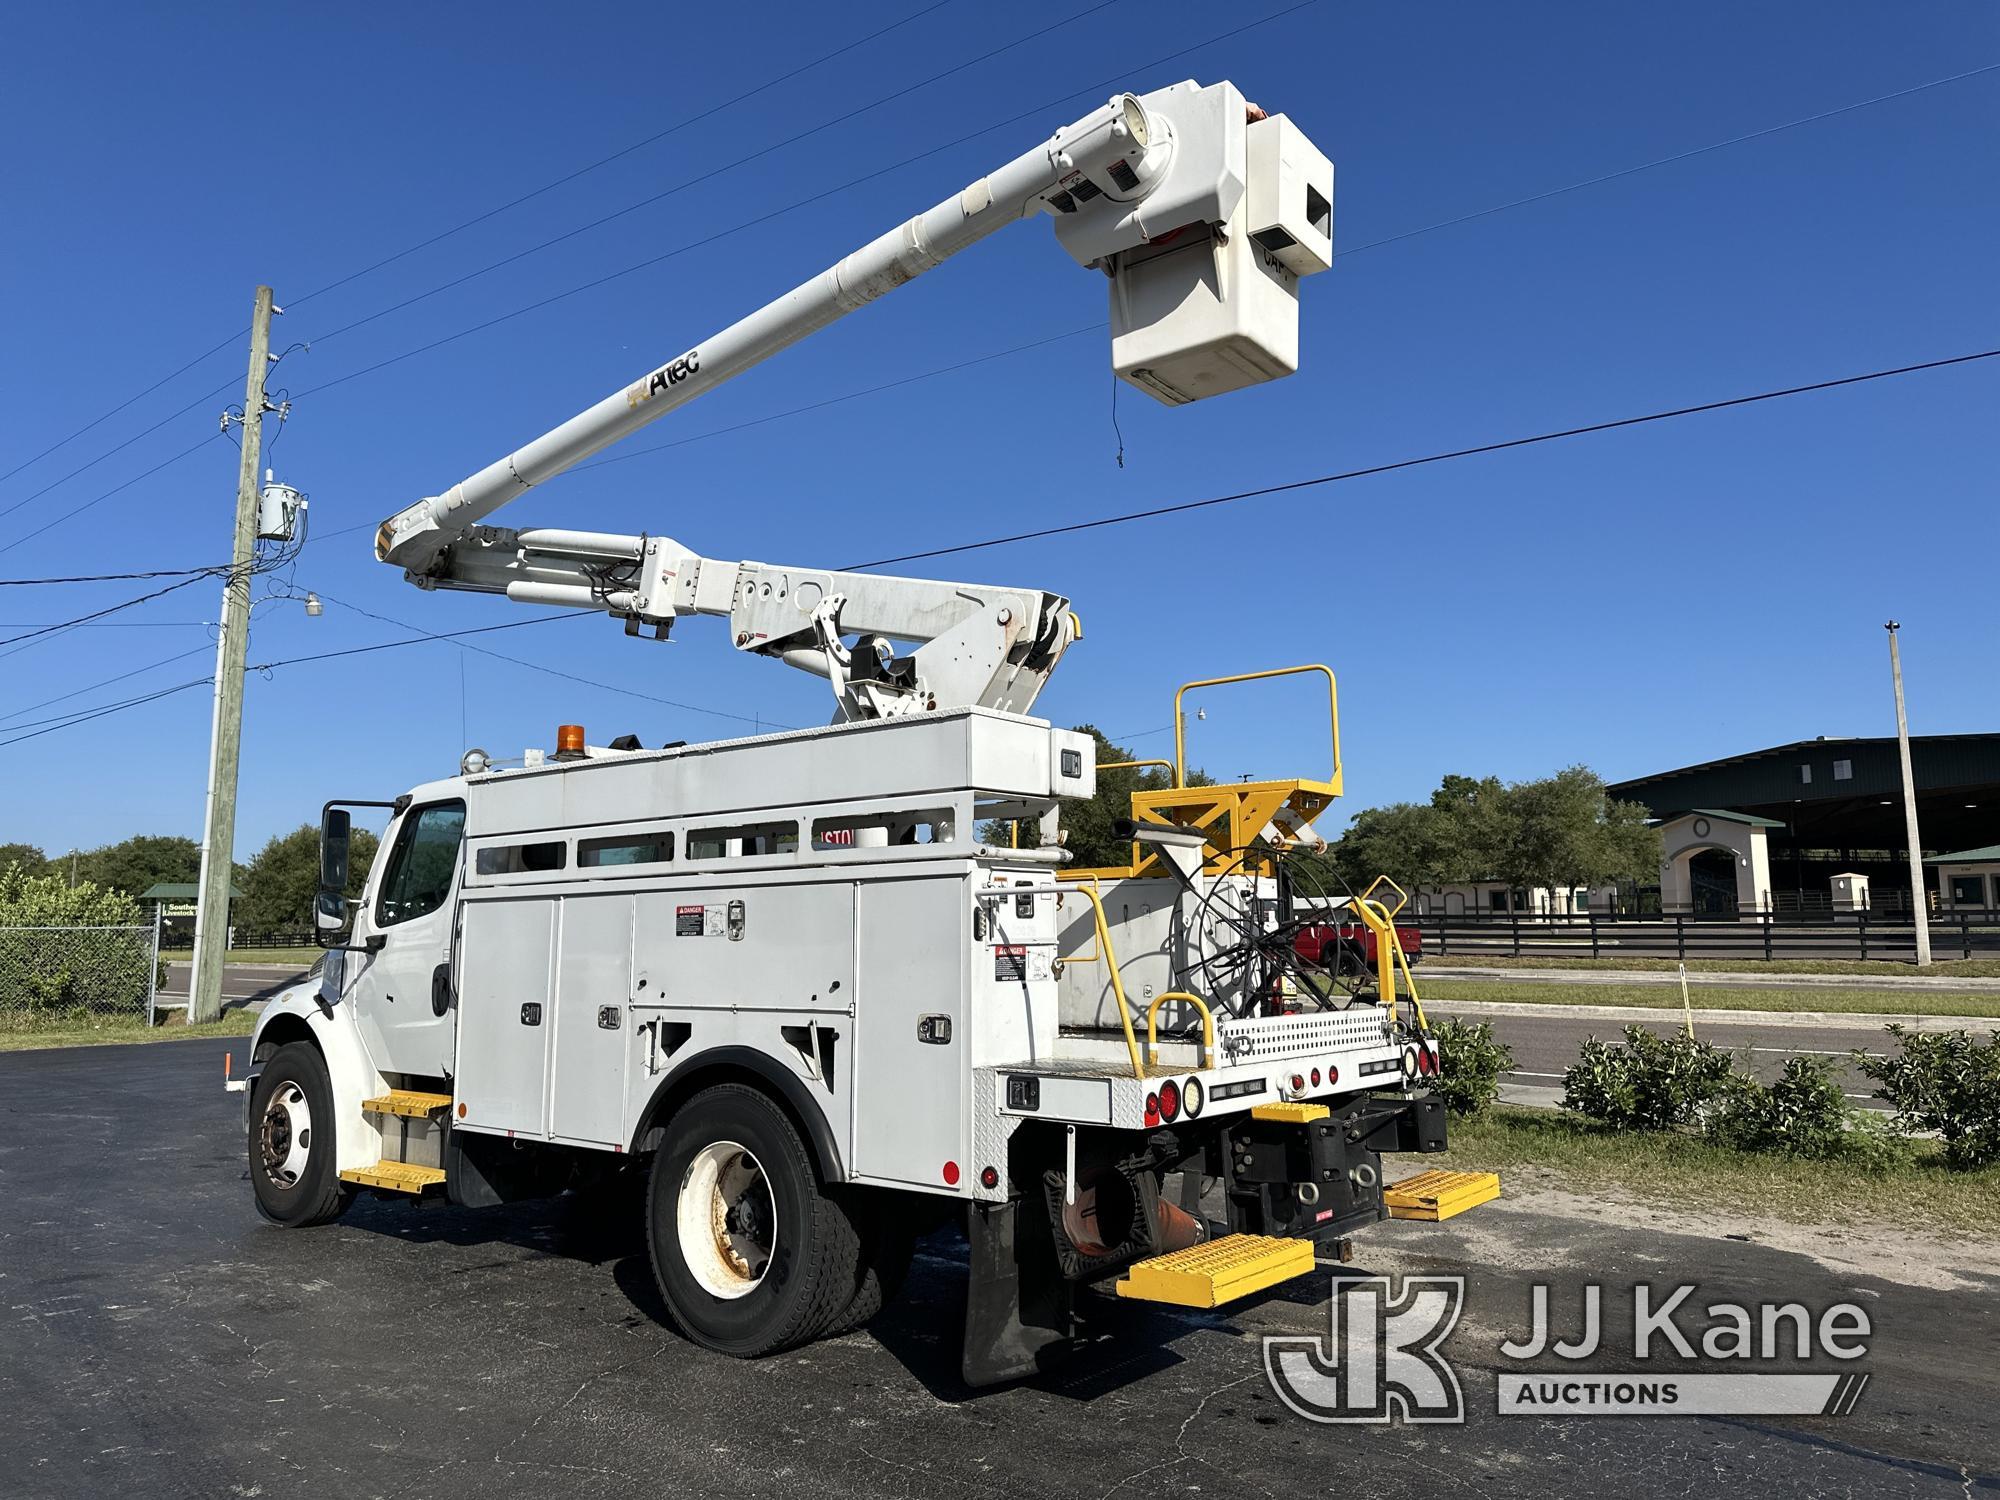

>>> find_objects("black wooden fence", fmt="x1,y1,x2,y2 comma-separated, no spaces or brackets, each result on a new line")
1411,909,2000,963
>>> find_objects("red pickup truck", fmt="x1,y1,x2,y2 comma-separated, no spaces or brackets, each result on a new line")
1292,919,1423,974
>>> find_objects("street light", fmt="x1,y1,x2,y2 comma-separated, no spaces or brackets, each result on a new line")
1885,622,1932,967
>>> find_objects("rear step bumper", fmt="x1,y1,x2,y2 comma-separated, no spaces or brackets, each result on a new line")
1116,1234,1314,1308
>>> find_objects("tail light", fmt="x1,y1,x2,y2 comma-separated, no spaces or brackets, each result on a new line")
1181,1076,1205,1118
1145,1092,1162,1128
1157,1079,1181,1123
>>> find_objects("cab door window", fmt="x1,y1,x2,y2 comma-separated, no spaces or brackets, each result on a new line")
374,801,466,927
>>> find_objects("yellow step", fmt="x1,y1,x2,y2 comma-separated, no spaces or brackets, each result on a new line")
339,1161,446,1194
1384,1169,1500,1221
361,1090,453,1118
1115,1234,1316,1309
1251,1101,1329,1123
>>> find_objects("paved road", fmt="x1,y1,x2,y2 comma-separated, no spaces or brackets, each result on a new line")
155,961,309,1006
1428,1002,1903,1110
1,1039,1992,1498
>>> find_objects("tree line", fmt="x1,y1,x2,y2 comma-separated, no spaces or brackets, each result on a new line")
4,758,1656,930
987,731,1656,901
1314,767,1659,900
0,826,376,933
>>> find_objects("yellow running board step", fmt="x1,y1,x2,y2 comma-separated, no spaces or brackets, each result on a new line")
339,1161,446,1194
1384,1169,1500,1221
1116,1234,1316,1309
362,1090,452,1118
1251,1101,1329,1123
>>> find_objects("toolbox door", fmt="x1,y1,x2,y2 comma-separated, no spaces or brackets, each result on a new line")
852,876,966,1188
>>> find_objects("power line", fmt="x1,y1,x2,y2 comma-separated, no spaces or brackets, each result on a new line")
288,2,1318,402
0,676,216,749
0,571,219,655
0,379,239,528
300,1,1121,350
0,2,958,496
0,643,214,728
311,591,779,728
1338,60,2000,259
22,23,1983,567
246,610,595,671
295,323,1105,552
286,1,960,312
844,347,2000,569
0,432,227,557
0,335,244,490
569,324,1103,476
14,345,1993,755
0,565,222,586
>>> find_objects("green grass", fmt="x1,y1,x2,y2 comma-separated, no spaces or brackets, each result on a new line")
1427,954,2000,979
1443,1105,2000,1233
159,946,320,966
0,1007,259,1052
1419,979,2000,1019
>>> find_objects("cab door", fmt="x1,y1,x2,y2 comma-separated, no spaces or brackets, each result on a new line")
347,799,466,1079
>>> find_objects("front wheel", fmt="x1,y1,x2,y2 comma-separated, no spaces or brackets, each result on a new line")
247,1041,353,1228
646,1084,863,1357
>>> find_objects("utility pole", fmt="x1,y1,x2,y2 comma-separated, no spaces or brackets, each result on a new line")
1885,621,1932,968
190,286,276,1024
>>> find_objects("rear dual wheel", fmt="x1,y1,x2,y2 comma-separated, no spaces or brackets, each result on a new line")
647,1084,881,1357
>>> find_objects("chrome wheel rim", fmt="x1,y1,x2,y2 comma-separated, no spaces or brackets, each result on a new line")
259,1082,313,1189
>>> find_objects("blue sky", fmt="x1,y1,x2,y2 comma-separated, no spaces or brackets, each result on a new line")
1,1,1994,859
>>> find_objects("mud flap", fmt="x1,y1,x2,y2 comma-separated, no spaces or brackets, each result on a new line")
962,1198,1074,1387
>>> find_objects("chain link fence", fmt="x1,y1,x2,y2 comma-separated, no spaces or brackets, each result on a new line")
0,921,163,1032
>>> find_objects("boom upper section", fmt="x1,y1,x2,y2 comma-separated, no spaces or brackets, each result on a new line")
373,79,1333,720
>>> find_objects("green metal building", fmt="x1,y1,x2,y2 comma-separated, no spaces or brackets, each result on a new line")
1608,734,2000,911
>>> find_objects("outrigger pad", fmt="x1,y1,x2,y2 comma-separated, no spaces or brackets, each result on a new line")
962,1198,1075,1387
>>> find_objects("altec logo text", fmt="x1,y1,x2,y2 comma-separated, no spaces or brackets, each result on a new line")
626,349,701,407
1263,1277,1873,1424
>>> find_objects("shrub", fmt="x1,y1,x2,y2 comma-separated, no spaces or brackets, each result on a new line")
1561,1024,1735,1131
1856,1026,2000,1169
1706,1057,1854,1159
0,866,154,1025
1430,1018,1512,1117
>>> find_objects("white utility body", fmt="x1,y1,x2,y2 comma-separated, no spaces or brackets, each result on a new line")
240,79,1484,1385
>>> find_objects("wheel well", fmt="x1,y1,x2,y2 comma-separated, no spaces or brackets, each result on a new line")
631,1051,845,1183
253,1012,317,1064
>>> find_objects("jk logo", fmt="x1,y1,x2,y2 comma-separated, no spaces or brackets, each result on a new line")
1263,1275,1466,1424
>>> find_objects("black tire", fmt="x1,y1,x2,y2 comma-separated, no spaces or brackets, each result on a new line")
820,1196,916,1338
646,1083,864,1357
247,1041,354,1228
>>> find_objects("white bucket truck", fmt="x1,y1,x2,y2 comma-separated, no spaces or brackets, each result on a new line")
237,79,1491,1383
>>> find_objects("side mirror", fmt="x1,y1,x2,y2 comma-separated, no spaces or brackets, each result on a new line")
320,808,352,891
318,888,354,944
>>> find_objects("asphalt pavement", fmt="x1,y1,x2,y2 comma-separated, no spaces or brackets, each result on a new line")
1,1038,1994,1499
155,961,309,1006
